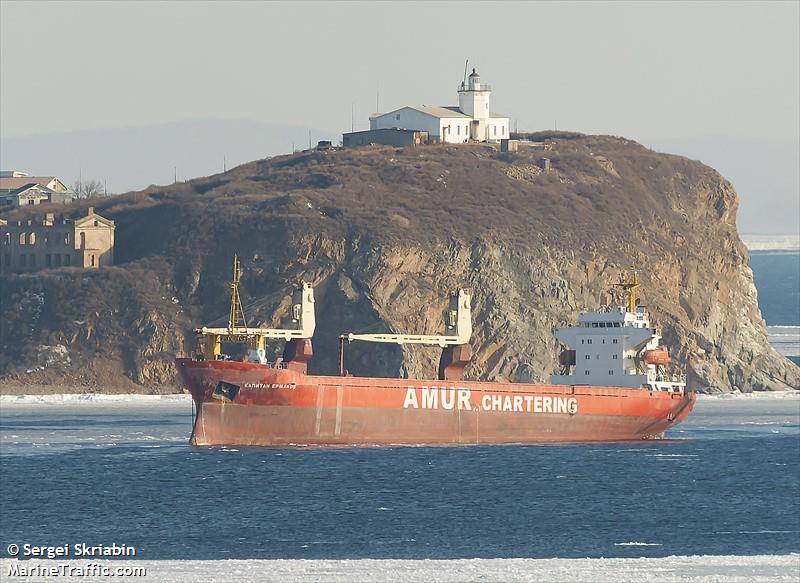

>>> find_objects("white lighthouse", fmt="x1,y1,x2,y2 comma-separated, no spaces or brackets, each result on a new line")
458,68,494,140
367,66,510,144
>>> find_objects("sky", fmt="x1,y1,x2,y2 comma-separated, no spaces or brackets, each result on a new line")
1,1,798,233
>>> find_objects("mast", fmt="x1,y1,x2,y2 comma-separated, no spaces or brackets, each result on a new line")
228,255,247,333
614,271,640,314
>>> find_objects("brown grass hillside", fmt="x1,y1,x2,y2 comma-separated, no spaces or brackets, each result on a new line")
1,134,796,392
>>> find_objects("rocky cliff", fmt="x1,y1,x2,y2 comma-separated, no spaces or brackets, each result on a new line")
1,133,796,392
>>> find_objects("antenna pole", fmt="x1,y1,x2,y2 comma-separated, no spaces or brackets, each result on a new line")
463,59,469,88
351,102,354,132
223,155,227,173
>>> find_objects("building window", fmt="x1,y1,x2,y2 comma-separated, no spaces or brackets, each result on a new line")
64,233,70,245
55,254,62,267
457,126,461,135
602,339,605,344
612,354,618,360
395,114,400,121
46,254,51,267
94,220,99,227
90,254,95,267
587,339,593,344
65,255,71,266
608,370,614,375
493,125,497,135
585,354,590,360
612,339,618,344
28,232,36,245
581,339,584,344
19,233,25,245
584,370,590,375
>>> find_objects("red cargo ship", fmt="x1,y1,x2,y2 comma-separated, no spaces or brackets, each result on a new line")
176,258,695,446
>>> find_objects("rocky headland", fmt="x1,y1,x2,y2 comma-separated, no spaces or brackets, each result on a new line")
1,132,797,393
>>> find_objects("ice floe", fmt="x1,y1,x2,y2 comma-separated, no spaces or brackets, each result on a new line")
2,555,798,582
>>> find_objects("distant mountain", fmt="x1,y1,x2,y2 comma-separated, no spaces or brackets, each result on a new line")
0,119,338,193
646,136,799,236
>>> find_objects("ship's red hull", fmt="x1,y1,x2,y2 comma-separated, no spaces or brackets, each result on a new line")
176,358,696,446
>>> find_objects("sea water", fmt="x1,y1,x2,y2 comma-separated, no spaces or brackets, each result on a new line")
0,252,798,570
750,249,800,365
0,394,798,561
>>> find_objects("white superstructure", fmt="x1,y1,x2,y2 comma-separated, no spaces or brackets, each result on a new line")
369,68,510,144
551,275,686,392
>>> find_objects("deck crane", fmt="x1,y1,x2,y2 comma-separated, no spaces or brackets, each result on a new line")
193,255,317,371
339,289,473,381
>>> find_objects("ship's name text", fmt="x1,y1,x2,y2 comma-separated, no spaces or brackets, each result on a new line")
243,382,296,390
403,386,578,414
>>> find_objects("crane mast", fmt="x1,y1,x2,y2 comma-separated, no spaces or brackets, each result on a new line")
339,289,473,380
341,289,472,348
194,256,316,360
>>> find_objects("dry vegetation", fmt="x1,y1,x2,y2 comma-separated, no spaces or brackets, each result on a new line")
0,135,760,390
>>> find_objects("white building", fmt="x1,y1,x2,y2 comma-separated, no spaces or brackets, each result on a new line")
369,68,510,144
0,171,74,206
